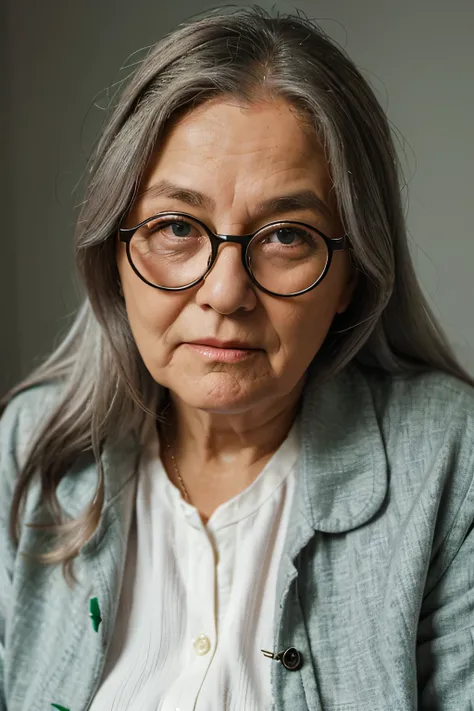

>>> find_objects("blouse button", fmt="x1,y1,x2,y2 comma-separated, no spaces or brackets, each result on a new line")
281,647,302,671
193,634,211,656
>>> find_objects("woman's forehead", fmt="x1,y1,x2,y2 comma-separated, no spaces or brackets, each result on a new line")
158,98,324,162
133,99,334,223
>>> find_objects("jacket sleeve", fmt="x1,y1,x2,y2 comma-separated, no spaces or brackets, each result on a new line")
417,469,474,709
0,385,61,710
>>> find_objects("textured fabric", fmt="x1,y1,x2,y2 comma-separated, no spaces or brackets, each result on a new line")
89,421,299,711
1,363,474,711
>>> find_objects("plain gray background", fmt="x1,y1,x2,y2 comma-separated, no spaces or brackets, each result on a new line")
3,0,474,396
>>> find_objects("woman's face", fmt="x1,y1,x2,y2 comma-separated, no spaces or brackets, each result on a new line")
117,98,355,414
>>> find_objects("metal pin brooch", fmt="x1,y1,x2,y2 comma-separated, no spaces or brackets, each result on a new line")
261,647,303,671
89,597,102,633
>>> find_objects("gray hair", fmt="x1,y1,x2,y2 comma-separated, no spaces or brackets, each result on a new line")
3,5,472,579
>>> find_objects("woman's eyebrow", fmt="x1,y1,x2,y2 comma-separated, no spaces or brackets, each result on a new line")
138,179,333,221
254,191,333,221
139,179,213,211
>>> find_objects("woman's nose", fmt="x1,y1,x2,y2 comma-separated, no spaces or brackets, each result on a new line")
194,242,257,314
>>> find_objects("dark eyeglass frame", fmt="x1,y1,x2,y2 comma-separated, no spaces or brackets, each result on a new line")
119,210,349,298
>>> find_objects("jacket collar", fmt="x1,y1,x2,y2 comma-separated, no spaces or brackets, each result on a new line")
273,363,388,643
297,363,388,533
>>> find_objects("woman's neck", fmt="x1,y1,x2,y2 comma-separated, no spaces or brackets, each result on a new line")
158,386,303,522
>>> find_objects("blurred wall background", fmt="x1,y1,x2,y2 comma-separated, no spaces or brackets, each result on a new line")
3,0,474,395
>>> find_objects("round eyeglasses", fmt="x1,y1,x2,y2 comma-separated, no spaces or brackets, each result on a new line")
119,211,348,298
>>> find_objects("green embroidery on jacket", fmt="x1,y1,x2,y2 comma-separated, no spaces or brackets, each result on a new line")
89,596,102,633
51,704,70,711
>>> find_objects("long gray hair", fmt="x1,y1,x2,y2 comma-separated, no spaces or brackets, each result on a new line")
3,5,472,577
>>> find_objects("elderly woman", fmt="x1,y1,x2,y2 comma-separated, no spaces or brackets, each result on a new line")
1,6,473,711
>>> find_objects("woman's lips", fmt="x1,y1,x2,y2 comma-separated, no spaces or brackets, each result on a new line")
184,342,259,362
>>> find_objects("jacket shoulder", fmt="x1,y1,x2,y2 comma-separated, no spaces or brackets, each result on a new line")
365,367,474,528
1,382,64,465
0,382,65,527
364,367,474,431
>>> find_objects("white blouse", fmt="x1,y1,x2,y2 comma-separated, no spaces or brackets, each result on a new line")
90,421,299,711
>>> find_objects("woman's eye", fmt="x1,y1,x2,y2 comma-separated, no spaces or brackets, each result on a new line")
268,228,307,246
148,220,194,238
167,221,193,237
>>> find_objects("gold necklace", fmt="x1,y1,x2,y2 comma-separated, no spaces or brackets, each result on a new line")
160,423,192,504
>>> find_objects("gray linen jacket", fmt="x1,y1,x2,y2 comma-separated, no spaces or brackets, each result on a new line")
1,364,474,711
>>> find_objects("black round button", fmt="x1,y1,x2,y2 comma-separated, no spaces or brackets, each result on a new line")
281,647,302,671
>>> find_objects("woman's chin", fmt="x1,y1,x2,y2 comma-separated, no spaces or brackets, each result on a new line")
167,373,273,415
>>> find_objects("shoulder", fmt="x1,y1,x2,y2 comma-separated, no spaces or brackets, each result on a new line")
362,367,474,481
0,382,65,520
363,367,474,529
351,368,474,581
1,382,64,467
362,367,474,439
